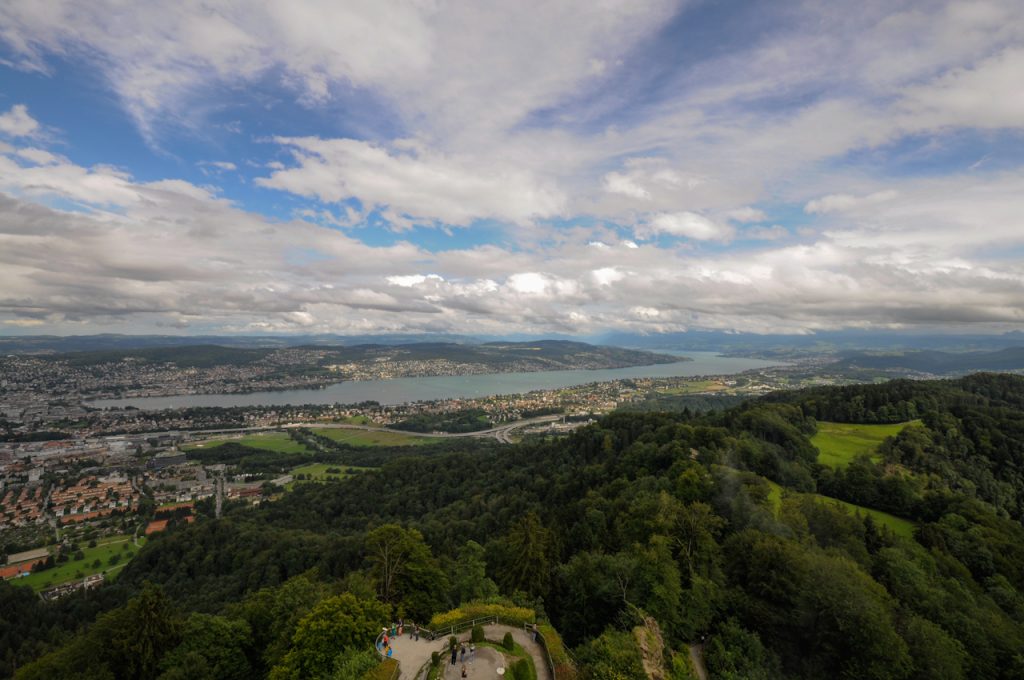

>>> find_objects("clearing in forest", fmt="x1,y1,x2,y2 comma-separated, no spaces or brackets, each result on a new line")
311,428,431,447
811,421,919,468
763,478,915,539
185,431,312,454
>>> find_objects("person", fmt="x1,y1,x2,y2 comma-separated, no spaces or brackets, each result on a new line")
532,622,539,642
460,642,466,662
451,642,458,666
469,643,476,661
383,631,389,649
398,619,403,636
461,664,468,678
413,624,420,641
386,644,393,658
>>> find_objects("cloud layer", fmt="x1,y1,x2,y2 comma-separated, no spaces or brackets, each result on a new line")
0,1,1022,336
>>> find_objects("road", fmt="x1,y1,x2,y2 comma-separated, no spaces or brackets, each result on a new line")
173,414,562,446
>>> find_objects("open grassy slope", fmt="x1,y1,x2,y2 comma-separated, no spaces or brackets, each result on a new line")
811,421,919,468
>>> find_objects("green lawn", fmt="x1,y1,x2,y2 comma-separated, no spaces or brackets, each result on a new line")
811,421,918,468
289,462,374,484
185,431,312,454
311,428,431,447
17,534,147,592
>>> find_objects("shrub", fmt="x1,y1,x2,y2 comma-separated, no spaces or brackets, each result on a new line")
503,632,515,651
449,635,458,651
471,625,485,643
431,651,440,667
361,658,399,680
537,623,577,679
509,659,532,680
428,601,535,630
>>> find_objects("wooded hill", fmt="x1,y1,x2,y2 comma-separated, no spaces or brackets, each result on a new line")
4,373,1024,679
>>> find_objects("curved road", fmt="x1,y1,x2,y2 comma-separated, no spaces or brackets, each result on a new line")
177,414,561,446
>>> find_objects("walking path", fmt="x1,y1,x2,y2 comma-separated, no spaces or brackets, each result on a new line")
384,623,553,680
688,643,708,680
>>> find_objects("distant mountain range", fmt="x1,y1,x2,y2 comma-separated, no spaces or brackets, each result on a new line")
3,329,1024,355
0,333,475,354
835,347,1024,374
30,340,681,372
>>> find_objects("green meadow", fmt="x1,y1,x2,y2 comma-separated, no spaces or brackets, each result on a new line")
311,428,431,447
811,421,918,468
289,463,374,487
185,431,312,454
764,478,914,539
18,535,147,592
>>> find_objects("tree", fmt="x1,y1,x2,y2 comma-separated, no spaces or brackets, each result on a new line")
365,524,446,619
157,613,253,680
494,513,553,597
450,540,498,605
270,593,388,680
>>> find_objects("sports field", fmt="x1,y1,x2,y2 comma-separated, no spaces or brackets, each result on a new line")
311,428,431,447
17,534,147,592
811,421,918,468
185,431,312,454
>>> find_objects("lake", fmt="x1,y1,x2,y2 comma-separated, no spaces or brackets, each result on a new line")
88,351,781,410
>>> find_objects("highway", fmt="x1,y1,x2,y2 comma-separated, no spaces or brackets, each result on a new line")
168,414,562,446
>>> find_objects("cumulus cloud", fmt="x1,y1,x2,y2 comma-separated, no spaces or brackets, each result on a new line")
0,104,40,137
638,212,734,241
805,190,898,215
2,3,1024,335
258,137,565,227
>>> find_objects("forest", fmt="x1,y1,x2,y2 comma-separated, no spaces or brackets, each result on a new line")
3,373,1024,679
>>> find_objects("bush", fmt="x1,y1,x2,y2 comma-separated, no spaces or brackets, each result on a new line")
509,658,532,680
503,632,515,651
471,625,485,643
449,635,458,651
428,601,535,630
431,651,440,667
361,658,399,680
537,624,577,680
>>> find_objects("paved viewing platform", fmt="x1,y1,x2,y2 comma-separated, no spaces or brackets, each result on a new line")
380,623,553,680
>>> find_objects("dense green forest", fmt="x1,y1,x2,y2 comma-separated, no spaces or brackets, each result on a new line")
5,373,1024,679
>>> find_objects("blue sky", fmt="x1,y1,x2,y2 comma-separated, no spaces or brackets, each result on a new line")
0,0,1022,336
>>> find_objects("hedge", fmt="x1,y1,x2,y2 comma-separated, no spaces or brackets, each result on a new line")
538,623,577,680
428,602,535,630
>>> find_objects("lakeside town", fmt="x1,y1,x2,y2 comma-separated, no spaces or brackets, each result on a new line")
0,345,867,600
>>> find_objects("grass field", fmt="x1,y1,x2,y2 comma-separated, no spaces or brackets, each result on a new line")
289,462,374,485
185,431,312,454
811,421,918,468
656,379,727,395
762,478,914,539
18,534,147,592
817,495,916,538
311,428,431,447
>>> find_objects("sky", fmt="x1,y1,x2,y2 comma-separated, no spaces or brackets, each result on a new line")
0,0,1022,338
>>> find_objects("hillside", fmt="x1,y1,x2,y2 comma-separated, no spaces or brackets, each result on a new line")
4,374,1024,679
835,347,1024,374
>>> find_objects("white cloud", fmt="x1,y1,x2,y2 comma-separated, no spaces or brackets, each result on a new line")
0,104,40,137
258,137,566,227
639,212,734,241
805,190,898,215
725,207,767,223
